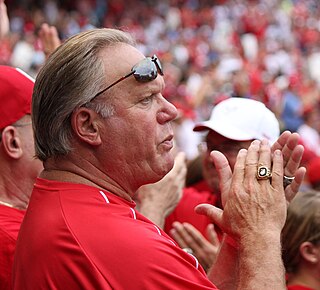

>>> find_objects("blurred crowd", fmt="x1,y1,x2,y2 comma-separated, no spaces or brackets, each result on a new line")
2,0,320,185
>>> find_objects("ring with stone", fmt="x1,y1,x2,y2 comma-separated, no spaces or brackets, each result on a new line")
283,175,295,188
257,165,272,180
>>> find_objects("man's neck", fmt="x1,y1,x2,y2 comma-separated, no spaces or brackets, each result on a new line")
40,167,133,202
0,188,28,210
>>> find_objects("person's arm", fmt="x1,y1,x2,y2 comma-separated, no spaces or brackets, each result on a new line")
136,152,187,228
207,234,239,289
0,0,9,39
197,139,298,289
208,230,284,290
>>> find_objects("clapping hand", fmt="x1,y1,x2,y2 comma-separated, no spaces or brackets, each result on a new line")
136,152,187,228
170,222,220,272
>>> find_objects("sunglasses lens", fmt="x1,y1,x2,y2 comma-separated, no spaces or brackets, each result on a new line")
132,57,158,82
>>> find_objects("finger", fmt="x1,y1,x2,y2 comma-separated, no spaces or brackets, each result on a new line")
272,132,300,170
39,24,52,49
0,0,6,13
284,144,304,176
255,139,272,186
182,223,217,271
183,223,207,248
175,151,186,166
169,152,185,175
39,23,49,38
270,149,284,191
172,223,206,257
49,26,61,49
210,150,232,206
231,148,248,193
284,167,306,202
174,152,187,177
195,204,223,230
243,140,261,182
258,139,272,168
170,222,188,249
171,222,194,245
49,25,58,38
271,131,291,152
206,224,220,248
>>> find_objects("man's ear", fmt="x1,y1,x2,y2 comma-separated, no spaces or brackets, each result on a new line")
300,241,320,264
71,107,102,146
1,126,23,159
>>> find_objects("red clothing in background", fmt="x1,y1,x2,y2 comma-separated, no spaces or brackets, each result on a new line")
0,205,25,290
165,181,218,240
287,285,315,290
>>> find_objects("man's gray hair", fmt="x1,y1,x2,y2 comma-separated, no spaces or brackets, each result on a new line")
32,28,135,161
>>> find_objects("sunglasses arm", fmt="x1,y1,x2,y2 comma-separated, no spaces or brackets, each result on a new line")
91,71,135,100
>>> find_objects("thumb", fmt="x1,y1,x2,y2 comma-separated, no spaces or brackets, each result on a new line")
195,204,223,231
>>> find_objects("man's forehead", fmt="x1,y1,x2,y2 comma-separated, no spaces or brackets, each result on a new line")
206,131,252,145
206,131,229,142
102,44,144,76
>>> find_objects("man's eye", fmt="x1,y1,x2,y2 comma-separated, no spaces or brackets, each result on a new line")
140,96,153,105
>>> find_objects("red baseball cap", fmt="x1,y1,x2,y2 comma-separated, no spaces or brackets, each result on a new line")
0,65,34,130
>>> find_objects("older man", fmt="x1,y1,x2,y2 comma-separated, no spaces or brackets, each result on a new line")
0,65,43,290
13,28,305,290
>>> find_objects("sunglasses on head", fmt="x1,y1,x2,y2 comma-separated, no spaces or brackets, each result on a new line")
90,54,163,101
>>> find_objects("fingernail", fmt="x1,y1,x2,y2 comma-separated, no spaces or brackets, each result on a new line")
275,149,282,156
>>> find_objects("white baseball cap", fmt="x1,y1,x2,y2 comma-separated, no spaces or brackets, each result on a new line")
193,98,280,144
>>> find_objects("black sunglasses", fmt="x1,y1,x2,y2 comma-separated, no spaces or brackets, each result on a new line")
90,54,163,102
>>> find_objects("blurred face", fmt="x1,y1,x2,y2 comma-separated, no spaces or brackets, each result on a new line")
97,44,177,192
201,131,252,193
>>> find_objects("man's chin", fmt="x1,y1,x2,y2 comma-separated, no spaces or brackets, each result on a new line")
158,155,175,178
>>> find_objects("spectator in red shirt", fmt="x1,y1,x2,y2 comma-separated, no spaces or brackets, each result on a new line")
0,65,43,290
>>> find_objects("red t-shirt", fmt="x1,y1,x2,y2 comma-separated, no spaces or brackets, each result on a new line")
165,181,219,240
0,204,25,290
13,178,217,289
287,285,315,290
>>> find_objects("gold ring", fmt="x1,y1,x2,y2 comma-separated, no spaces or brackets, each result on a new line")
257,166,272,180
